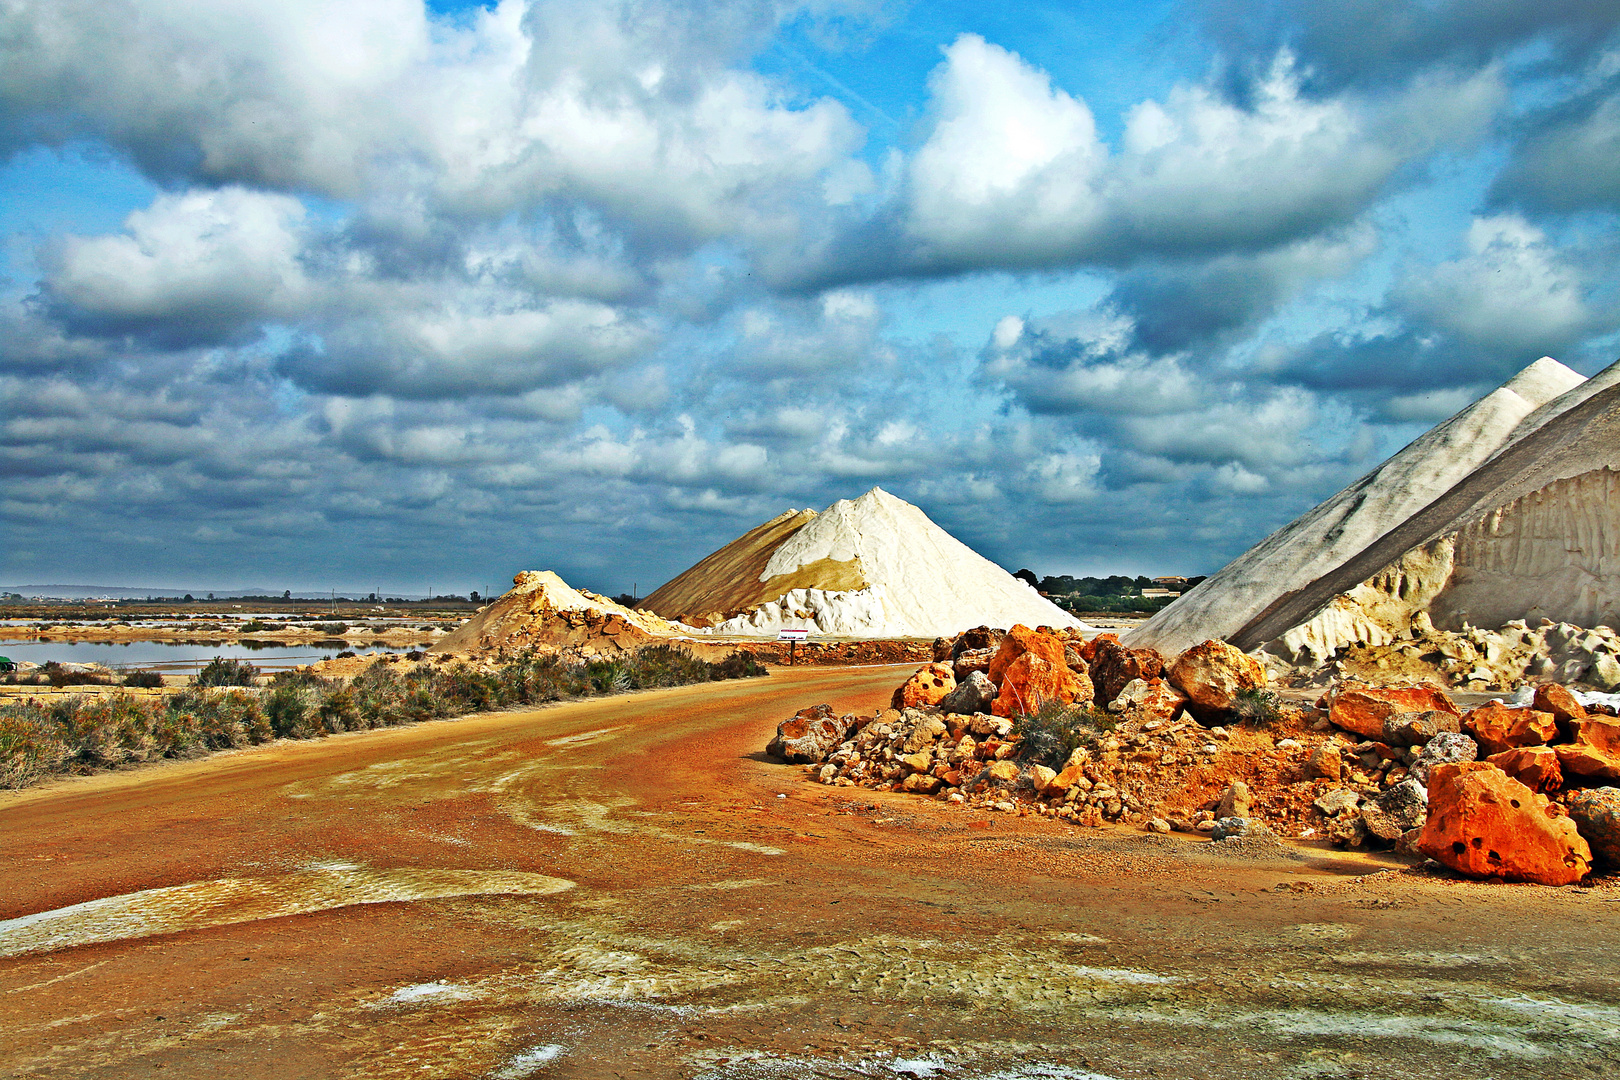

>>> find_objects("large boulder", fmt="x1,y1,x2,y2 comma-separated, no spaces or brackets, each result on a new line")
1088,637,1165,704
1361,777,1428,841
1106,678,1187,721
1166,640,1266,721
938,670,996,715
1554,716,1620,780
952,648,996,681
1564,788,1620,867
1328,685,1459,741
1077,632,1119,665
951,625,1004,659
1382,710,1460,747
1486,746,1563,793
1461,703,1558,756
1416,762,1591,886
986,625,1071,685
991,651,1091,718
1412,731,1479,785
891,663,956,710
1533,683,1588,727
767,704,852,764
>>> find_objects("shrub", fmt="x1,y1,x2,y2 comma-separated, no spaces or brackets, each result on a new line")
335,650,356,659
195,657,260,687
0,642,768,789
44,662,112,688
1013,699,1117,770
241,620,286,633
1233,687,1285,730
123,670,164,688
316,623,349,635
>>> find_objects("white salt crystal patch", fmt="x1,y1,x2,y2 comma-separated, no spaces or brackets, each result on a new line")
493,1043,566,1077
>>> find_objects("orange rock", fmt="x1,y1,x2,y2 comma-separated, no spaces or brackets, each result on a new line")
1050,761,1084,791
1417,762,1591,885
890,663,956,709
991,652,1090,718
1077,632,1119,666
1088,637,1166,703
1533,683,1588,726
1554,716,1620,780
900,772,943,794
1462,703,1558,756
1486,746,1563,793
987,625,1071,685
1329,685,1458,740
1165,640,1266,720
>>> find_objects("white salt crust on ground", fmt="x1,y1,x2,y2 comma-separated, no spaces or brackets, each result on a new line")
1126,357,1587,658
704,488,1089,639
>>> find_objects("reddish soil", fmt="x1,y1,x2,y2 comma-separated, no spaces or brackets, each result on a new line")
3,664,1619,1080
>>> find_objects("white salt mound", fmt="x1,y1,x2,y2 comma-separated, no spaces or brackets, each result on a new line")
668,488,1089,638
1126,357,1586,658
1246,355,1620,662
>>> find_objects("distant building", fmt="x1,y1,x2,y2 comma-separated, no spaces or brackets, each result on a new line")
1141,588,1180,598
1152,576,1189,587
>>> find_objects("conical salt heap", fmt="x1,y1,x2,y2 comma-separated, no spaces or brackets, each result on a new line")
1128,355,1620,666
645,487,1089,639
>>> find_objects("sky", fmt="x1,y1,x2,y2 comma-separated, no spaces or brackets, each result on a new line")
3,0,1619,597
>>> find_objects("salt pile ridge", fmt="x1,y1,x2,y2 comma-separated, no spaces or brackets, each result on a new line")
645,487,1088,639
1126,357,1586,658
1237,356,1620,663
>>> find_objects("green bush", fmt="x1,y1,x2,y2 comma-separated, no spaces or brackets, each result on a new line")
1012,699,1118,770
123,670,164,688
195,657,260,687
1233,687,1284,730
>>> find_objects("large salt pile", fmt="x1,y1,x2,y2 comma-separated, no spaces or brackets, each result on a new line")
1236,357,1620,664
1129,354,1620,673
643,487,1089,638
1126,357,1585,659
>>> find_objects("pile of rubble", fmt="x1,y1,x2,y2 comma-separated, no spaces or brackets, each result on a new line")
1284,613,1620,693
767,623,1620,886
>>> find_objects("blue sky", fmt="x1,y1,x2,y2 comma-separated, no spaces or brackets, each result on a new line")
3,0,1618,596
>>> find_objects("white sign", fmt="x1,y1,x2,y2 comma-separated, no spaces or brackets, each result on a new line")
777,628,811,641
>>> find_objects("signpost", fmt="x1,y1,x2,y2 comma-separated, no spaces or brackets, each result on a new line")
777,627,810,665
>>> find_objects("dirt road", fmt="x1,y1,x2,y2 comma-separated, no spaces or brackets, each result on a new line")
2,665,1618,1079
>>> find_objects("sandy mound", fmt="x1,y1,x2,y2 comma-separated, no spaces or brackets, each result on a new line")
644,487,1090,639
1126,357,1585,658
433,571,692,657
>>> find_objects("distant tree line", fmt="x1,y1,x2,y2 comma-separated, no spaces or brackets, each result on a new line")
1012,570,1208,614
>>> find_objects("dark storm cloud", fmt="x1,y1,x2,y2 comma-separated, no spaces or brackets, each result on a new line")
1490,74,1620,214
1196,0,1620,93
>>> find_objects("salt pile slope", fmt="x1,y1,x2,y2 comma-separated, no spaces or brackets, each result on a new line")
645,487,1089,639
1233,357,1620,661
434,571,689,656
1126,357,1585,658
640,508,832,627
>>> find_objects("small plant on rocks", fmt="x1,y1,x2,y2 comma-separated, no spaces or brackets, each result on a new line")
1233,687,1284,730
1014,698,1117,770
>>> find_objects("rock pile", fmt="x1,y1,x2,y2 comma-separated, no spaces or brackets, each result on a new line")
1285,615,1620,693
768,624,1620,887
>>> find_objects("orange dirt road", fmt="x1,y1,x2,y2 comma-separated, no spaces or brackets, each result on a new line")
3,665,1619,1080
